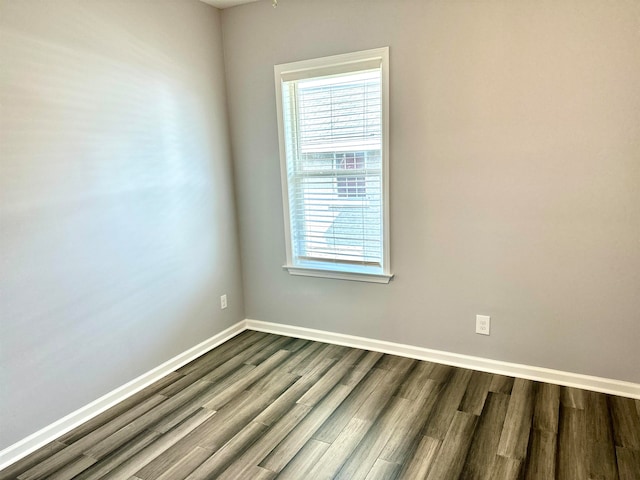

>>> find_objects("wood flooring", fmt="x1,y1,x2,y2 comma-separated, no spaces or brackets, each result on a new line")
2,330,639,479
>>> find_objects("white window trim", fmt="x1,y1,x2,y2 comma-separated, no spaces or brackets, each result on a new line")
274,47,392,284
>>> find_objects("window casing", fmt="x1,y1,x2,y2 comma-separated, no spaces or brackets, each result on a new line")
275,48,391,283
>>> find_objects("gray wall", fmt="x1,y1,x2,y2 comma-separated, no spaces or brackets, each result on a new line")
222,0,640,383
0,0,243,449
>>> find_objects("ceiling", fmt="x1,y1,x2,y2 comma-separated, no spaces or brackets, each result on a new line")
200,0,262,8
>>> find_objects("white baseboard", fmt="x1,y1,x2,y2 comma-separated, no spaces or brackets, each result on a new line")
245,319,640,400
0,320,246,472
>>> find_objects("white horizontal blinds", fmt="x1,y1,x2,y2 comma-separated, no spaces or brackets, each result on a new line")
282,68,383,268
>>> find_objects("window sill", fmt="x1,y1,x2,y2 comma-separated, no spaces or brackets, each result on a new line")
283,265,394,284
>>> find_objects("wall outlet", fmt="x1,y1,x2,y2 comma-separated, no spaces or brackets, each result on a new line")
476,315,490,335
220,294,227,309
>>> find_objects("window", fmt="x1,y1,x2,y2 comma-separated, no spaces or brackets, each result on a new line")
274,48,392,283
336,152,366,198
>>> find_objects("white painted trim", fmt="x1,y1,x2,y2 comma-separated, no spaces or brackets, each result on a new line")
283,265,393,283
245,319,640,400
0,321,246,471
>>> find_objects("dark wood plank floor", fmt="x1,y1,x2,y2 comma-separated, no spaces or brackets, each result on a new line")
2,331,639,479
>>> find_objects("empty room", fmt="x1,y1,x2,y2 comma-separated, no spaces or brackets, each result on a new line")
1,0,639,478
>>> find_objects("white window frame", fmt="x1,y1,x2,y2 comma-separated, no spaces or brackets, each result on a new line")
274,47,392,284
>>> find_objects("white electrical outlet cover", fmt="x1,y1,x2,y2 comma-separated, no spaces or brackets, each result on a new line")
476,315,490,335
